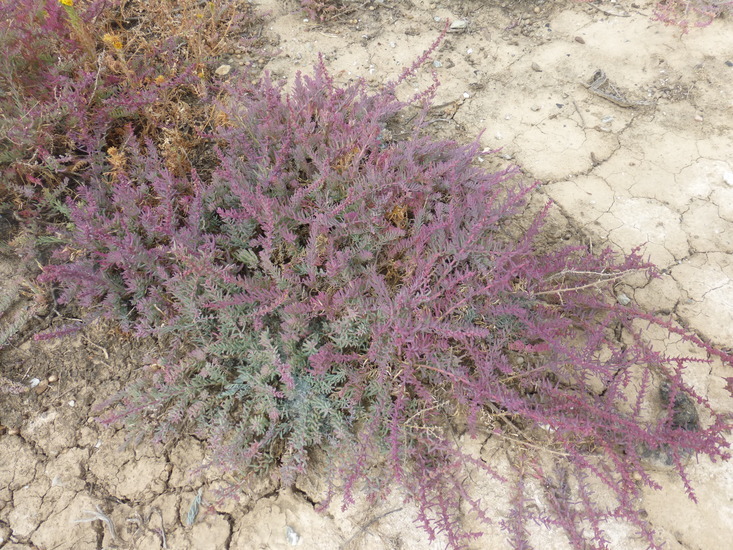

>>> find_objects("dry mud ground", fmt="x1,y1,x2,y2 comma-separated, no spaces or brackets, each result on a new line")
1,0,733,548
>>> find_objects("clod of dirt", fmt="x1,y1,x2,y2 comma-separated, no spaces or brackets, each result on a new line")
660,381,700,432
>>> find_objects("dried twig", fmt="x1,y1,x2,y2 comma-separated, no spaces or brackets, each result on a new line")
152,507,168,549
536,268,640,297
340,508,403,549
127,507,167,548
83,335,110,359
587,2,631,17
73,504,117,541
186,488,203,526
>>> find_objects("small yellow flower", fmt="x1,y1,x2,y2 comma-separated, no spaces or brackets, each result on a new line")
103,33,123,50
154,75,166,85
59,0,73,6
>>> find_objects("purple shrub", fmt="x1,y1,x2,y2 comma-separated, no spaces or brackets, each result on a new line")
38,54,732,548
0,0,263,220
3,2,729,547
574,0,732,31
1,1,731,547
299,0,345,21
651,0,733,31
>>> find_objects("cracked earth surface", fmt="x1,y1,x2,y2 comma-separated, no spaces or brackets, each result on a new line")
1,1,732,549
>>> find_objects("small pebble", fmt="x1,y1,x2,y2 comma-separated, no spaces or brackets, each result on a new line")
286,526,300,546
726,60,733,67
35,380,49,395
29,378,40,388
574,36,585,44
534,6,540,13
68,400,76,407
616,293,631,306
531,62,542,72
215,64,232,76
723,170,733,186
48,374,58,383
530,105,541,111
432,60,442,68
694,113,703,122
7,427,20,436
449,20,468,32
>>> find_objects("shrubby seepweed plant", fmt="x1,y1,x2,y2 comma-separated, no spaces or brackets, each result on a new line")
38,56,732,549
3,2,731,549
651,0,733,31
0,0,262,229
574,0,732,31
300,0,344,21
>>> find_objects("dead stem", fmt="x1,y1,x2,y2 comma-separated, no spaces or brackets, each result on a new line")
72,504,117,541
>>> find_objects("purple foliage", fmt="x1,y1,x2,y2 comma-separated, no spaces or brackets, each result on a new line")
0,0,260,222
299,0,343,21
4,2,730,547
651,0,733,31
574,0,732,31
37,56,732,548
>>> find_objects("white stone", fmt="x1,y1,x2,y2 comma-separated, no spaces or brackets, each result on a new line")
449,20,468,31
286,525,300,545
723,170,733,186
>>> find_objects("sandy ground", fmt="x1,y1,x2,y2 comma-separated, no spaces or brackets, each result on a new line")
1,1,732,548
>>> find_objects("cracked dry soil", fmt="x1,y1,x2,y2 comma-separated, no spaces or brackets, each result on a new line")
1,1,732,549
